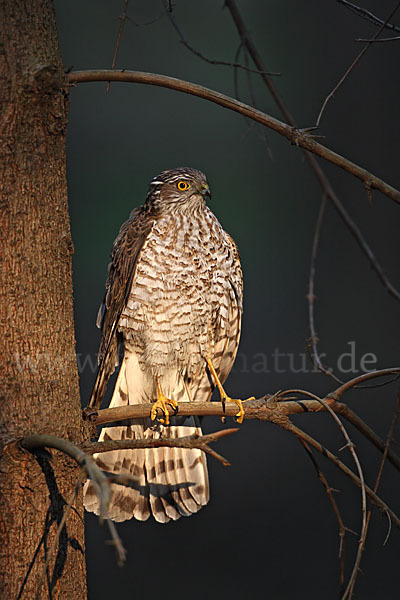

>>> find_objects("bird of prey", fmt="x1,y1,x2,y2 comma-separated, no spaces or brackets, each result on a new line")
84,167,249,523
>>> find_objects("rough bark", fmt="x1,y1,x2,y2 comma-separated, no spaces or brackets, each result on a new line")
0,1,87,597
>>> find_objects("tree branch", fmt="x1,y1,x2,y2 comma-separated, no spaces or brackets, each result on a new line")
337,0,400,32
21,434,111,520
345,392,400,598
162,0,278,77
287,389,367,600
288,421,400,528
81,428,239,467
299,439,349,591
84,368,400,476
67,69,400,205
316,2,400,128
86,368,400,425
224,0,400,304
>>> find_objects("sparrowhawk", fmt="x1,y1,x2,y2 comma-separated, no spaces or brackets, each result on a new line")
83,167,249,523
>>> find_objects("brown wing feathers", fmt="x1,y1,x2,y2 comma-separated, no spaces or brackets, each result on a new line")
89,207,155,408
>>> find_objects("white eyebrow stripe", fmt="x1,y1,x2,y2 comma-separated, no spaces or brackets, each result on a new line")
151,180,164,185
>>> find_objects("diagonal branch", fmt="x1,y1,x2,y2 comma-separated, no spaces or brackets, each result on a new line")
337,0,400,32
68,69,400,206
286,389,367,600
162,0,277,77
224,0,400,303
299,439,348,591
316,2,400,128
107,0,130,93
288,422,400,528
306,195,344,381
345,392,400,598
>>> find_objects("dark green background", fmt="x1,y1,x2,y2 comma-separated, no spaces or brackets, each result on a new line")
55,1,399,598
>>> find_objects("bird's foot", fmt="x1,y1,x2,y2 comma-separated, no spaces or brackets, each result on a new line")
221,394,255,424
206,357,253,424
151,383,178,425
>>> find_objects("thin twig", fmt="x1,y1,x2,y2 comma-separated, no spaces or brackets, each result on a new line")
288,390,367,600
299,439,348,591
223,0,400,303
356,35,400,42
330,368,400,398
272,391,400,474
333,402,400,473
337,0,400,32
288,422,400,529
162,0,278,77
105,520,127,566
107,0,130,93
68,70,400,206
345,392,400,598
306,196,343,382
316,2,400,127
232,44,271,153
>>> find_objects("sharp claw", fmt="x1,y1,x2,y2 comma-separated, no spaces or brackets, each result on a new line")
151,392,178,425
234,400,244,424
235,411,244,425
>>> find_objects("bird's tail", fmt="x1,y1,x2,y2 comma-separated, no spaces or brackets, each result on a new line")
83,354,209,523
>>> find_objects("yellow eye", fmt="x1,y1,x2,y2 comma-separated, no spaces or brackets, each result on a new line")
177,180,190,191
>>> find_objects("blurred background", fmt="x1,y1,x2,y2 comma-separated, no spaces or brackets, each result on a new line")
54,1,400,598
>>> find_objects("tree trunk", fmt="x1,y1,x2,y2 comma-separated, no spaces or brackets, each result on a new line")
0,1,87,597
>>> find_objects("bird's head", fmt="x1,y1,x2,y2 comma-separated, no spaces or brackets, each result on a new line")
145,167,211,212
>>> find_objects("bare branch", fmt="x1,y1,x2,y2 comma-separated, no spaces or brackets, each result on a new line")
68,70,400,205
83,392,400,529
21,434,111,520
274,393,400,473
107,0,130,93
288,422,400,529
346,392,400,597
290,390,367,600
333,402,400,473
306,196,344,382
224,0,400,303
299,439,348,591
330,368,400,398
356,35,400,42
81,428,239,468
162,0,278,77
337,0,400,32
105,520,127,567
85,368,400,477
316,2,400,128
87,368,400,426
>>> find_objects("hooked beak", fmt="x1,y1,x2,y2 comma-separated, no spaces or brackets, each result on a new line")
198,183,211,199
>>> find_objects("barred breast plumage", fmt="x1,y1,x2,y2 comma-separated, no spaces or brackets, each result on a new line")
84,167,243,523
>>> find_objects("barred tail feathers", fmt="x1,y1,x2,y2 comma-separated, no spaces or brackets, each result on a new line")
83,352,209,523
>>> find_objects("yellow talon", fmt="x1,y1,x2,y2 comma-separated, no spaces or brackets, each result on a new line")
151,379,178,425
206,358,254,424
